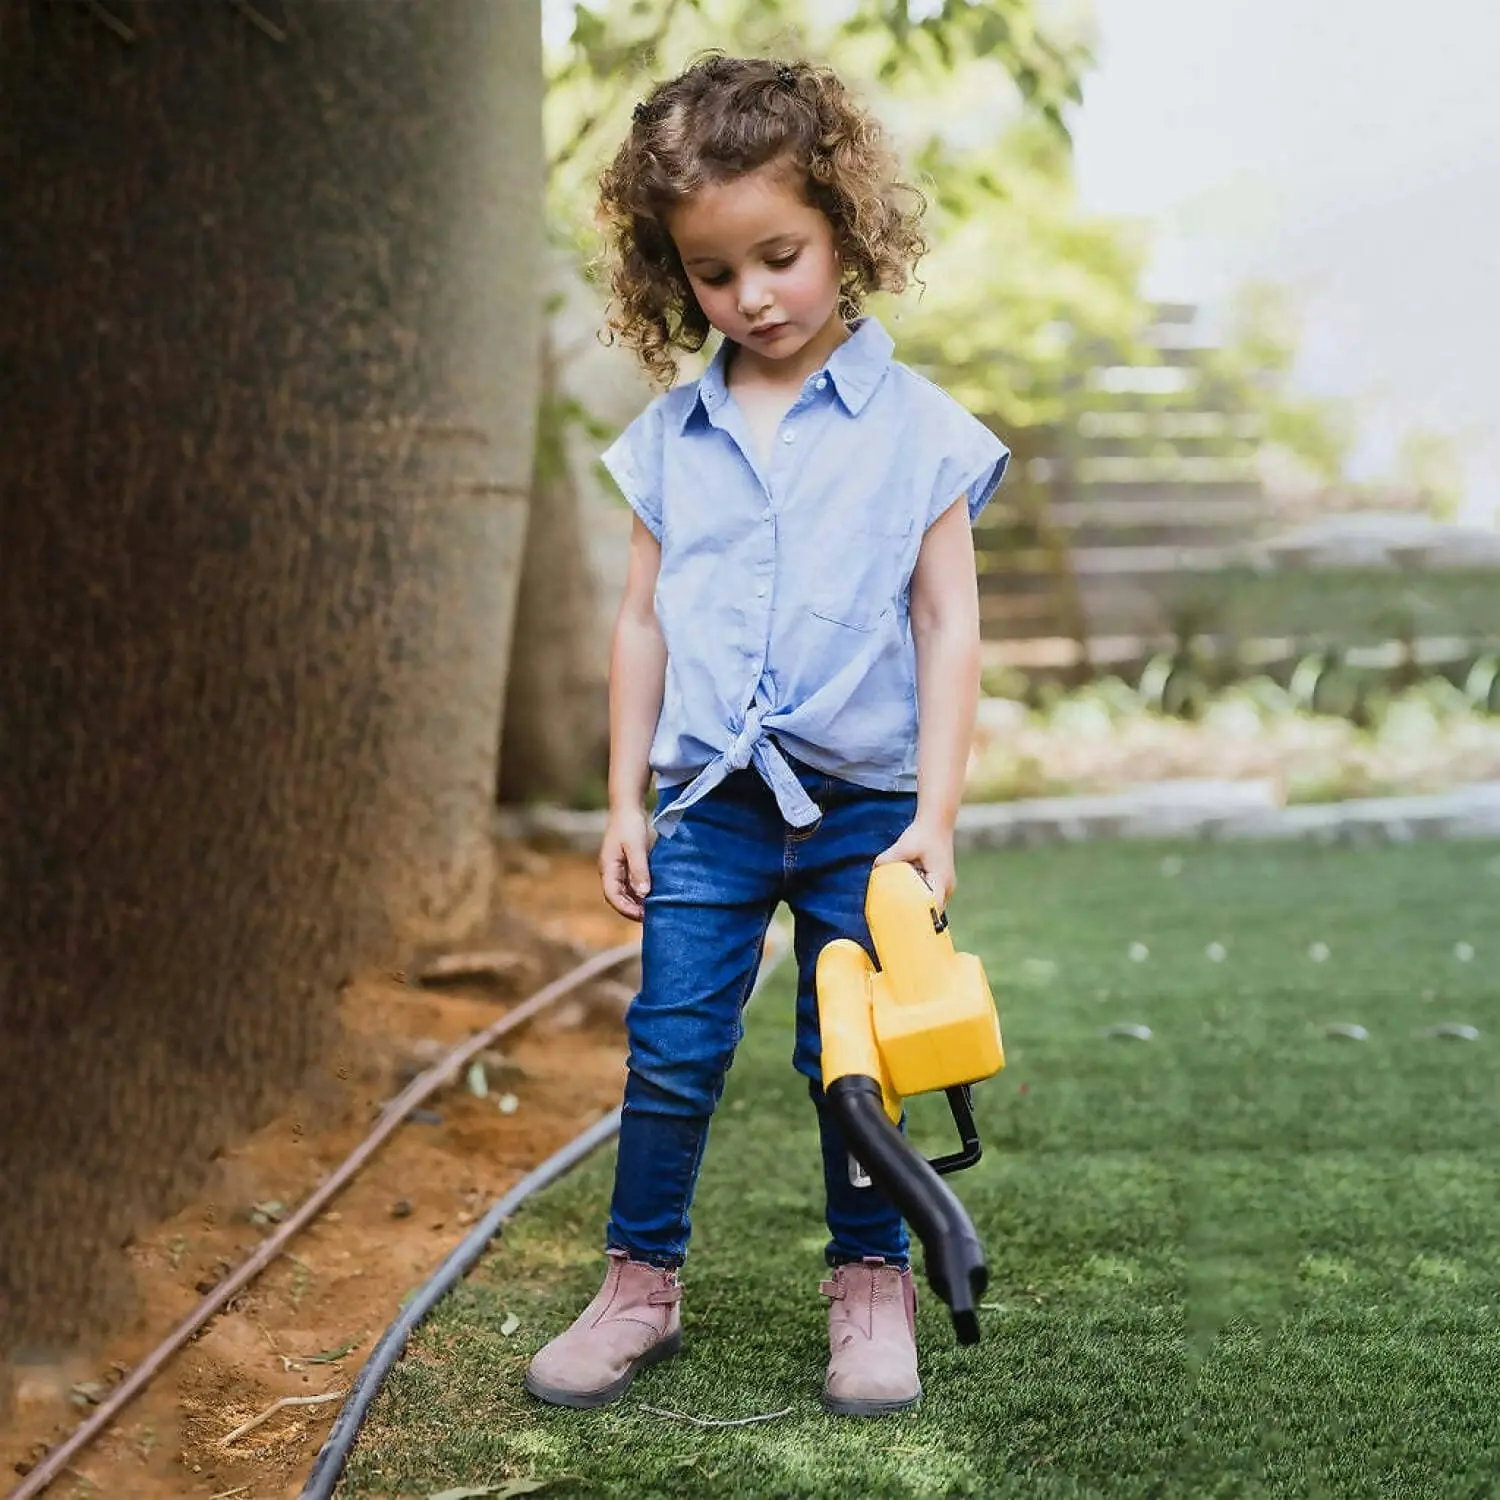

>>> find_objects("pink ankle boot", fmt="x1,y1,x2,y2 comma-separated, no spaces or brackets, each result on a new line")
524,1249,683,1408
820,1256,921,1416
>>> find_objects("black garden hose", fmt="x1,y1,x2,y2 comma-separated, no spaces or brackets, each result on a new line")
298,1106,625,1499
299,929,794,1498
6,939,644,1500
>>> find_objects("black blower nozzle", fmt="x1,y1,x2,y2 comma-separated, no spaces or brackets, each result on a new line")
825,1076,988,1344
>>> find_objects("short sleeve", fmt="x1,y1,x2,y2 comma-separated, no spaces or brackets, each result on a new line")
926,402,1010,531
600,397,667,542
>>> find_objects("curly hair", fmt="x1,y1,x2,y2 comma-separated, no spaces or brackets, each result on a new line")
594,52,928,389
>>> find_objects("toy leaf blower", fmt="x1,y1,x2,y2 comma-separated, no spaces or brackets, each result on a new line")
816,860,1004,1345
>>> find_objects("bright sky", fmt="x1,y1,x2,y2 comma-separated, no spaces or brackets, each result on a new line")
1070,0,1500,521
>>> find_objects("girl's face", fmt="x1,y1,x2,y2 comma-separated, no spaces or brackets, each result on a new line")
666,162,845,373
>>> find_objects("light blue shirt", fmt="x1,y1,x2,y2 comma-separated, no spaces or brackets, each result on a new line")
601,316,1010,838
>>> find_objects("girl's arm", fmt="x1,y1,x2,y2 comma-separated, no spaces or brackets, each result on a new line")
601,514,667,921
874,494,980,904
910,494,982,833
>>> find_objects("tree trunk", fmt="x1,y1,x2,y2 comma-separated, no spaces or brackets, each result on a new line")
498,326,613,807
0,0,542,1362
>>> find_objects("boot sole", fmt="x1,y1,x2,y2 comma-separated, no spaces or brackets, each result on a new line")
821,1383,922,1418
523,1329,683,1410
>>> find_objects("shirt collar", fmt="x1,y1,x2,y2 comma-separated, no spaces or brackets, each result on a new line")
681,315,894,432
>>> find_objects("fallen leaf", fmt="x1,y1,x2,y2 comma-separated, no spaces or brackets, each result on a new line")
466,1061,489,1098
307,1337,362,1364
500,1313,520,1337
416,949,530,986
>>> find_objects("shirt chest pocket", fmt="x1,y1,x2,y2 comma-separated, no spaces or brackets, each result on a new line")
803,512,916,633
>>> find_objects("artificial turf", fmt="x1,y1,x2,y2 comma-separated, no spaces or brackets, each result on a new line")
338,841,1500,1499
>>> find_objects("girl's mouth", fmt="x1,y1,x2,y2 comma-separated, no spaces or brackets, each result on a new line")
749,322,790,340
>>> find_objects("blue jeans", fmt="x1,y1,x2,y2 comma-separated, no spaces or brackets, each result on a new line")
605,753,917,1271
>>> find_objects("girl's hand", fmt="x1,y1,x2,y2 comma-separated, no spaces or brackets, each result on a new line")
599,805,652,922
874,818,957,910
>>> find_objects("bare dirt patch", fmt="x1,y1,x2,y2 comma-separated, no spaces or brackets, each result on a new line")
2,841,633,1500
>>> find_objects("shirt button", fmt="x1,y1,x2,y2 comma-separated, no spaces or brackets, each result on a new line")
755,585,767,598
815,377,827,390
781,429,795,444
762,507,772,520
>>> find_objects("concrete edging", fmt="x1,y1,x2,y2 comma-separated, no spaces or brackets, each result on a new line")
497,779,1500,854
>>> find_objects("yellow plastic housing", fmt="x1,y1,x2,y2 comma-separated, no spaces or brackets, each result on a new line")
815,937,902,1124
865,862,1004,1097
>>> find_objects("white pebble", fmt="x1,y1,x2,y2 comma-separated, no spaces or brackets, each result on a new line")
1325,1023,1369,1041
1206,942,1226,963
497,1093,520,1115
1455,942,1475,963
1422,1023,1480,1041
1309,942,1330,963
1129,942,1149,963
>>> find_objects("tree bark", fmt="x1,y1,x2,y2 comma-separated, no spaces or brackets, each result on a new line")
498,326,613,807
0,0,542,1361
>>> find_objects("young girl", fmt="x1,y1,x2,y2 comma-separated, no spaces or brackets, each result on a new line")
525,52,1008,1418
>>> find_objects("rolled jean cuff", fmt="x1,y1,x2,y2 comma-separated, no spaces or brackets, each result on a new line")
604,1239,685,1270
826,1249,910,1270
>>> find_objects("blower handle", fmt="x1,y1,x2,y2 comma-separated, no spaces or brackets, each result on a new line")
928,1084,983,1177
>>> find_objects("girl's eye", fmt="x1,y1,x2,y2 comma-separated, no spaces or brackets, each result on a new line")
695,250,796,288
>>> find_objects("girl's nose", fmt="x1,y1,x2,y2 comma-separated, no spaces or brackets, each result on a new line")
738,284,772,319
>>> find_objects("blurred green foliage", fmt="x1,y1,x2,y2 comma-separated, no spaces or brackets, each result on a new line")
540,0,1349,482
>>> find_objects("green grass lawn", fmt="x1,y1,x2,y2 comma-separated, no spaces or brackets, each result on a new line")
338,842,1500,1499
